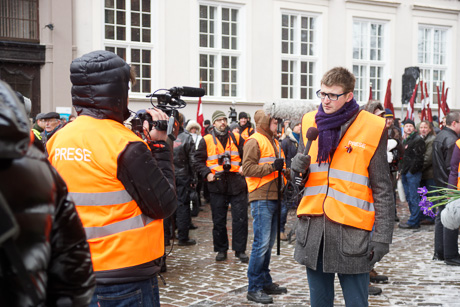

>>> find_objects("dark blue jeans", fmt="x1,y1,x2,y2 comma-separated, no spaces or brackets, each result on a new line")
90,276,160,307
307,248,369,307
401,172,422,226
247,200,278,292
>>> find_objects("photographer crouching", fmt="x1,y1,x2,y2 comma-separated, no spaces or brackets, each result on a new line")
47,50,177,306
194,110,249,263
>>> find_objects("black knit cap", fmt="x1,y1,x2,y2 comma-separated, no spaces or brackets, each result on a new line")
238,112,248,120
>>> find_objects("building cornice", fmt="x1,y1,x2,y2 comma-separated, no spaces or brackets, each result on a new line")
412,4,460,15
345,0,401,8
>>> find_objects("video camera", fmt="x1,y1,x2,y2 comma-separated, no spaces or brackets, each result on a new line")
131,86,205,141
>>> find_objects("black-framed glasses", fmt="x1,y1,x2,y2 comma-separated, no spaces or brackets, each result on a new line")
316,90,348,101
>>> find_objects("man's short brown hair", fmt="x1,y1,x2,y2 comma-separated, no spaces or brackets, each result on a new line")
321,67,355,94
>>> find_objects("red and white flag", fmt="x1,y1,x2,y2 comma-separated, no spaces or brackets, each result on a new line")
424,82,433,122
406,83,418,121
383,78,394,116
420,80,426,121
197,80,204,136
368,83,373,102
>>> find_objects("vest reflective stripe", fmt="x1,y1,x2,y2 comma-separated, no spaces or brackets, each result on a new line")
47,115,164,272
245,133,285,193
204,132,241,174
302,186,374,211
297,110,384,231
69,190,133,206
32,129,42,140
85,214,154,240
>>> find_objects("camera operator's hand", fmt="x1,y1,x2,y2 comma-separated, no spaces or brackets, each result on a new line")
272,158,284,171
206,173,215,182
144,107,168,141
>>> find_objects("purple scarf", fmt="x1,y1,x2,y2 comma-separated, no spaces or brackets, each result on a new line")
315,98,359,164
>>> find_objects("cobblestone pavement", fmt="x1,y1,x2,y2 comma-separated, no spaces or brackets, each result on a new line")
159,199,460,306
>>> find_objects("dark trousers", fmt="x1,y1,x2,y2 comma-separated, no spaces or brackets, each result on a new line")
175,184,191,241
435,205,460,259
209,191,248,253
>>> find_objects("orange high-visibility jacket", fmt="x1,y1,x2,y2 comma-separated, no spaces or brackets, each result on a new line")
245,132,285,193
296,110,385,231
204,132,241,174
240,126,254,140
47,115,164,272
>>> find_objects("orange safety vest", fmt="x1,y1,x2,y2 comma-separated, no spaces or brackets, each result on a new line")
245,132,285,193
296,110,385,231
456,139,460,189
47,115,164,272
240,126,254,141
204,131,241,174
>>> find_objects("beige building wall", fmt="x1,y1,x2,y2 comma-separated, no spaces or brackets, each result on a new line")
38,0,460,124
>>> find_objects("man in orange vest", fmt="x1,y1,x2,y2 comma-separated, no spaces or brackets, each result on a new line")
243,110,288,304
291,67,394,306
47,50,177,307
194,110,249,263
238,112,254,140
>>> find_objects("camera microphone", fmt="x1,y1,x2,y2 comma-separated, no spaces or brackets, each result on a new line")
169,86,205,97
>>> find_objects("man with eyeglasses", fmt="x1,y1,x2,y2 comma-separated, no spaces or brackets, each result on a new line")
40,112,62,145
194,110,249,263
291,67,394,306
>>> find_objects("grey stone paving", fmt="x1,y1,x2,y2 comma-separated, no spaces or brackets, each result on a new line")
159,200,460,306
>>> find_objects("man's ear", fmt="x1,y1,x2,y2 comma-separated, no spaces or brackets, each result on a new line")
346,92,354,102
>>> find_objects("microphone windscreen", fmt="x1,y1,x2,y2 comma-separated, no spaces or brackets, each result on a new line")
306,127,319,141
263,100,317,123
181,87,205,97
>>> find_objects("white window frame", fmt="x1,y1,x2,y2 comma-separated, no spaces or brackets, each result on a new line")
280,11,319,101
352,18,388,103
417,24,449,106
103,0,156,97
198,1,244,99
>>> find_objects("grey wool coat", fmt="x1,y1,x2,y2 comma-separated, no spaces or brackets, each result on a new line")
294,110,395,274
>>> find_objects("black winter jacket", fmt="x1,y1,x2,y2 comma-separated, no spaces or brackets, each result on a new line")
281,132,299,168
0,81,95,306
433,127,459,187
59,50,177,284
400,131,425,175
194,127,247,195
173,128,196,186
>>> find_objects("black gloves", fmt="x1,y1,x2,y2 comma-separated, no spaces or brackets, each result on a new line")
272,158,285,171
291,153,311,173
367,241,389,266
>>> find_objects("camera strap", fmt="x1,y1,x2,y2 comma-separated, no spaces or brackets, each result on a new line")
229,132,243,159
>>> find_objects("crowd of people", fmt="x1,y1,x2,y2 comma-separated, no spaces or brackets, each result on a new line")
1,50,460,306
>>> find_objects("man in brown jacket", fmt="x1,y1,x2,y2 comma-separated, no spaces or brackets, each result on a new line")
242,110,288,304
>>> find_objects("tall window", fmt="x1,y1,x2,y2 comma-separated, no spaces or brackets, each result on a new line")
352,20,386,102
199,4,241,97
281,13,317,100
104,0,152,94
0,0,39,42
418,25,448,105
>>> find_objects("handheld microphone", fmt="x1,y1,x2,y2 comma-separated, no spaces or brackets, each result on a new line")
169,86,205,97
294,126,319,186
303,127,319,155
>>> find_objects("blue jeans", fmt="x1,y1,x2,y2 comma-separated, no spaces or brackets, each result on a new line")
401,172,422,226
247,200,278,292
307,246,369,307
90,276,160,307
